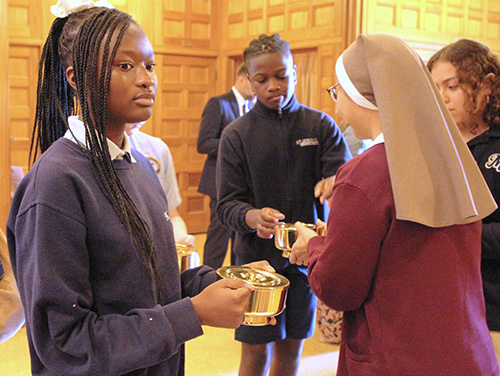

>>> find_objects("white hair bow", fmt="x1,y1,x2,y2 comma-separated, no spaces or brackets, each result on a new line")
50,0,114,18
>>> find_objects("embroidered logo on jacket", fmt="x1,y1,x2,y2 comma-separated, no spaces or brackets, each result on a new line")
296,138,319,146
485,154,500,172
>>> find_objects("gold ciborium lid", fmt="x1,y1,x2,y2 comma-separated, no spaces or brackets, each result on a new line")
217,266,290,288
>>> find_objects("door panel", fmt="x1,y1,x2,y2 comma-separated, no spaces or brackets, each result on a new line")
155,54,217,233
9,45,39,174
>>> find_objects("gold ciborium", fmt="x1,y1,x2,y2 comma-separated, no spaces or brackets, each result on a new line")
217,266,290,326
274,223,326,258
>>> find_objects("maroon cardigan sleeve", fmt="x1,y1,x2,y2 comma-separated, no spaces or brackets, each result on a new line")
307,181,389,312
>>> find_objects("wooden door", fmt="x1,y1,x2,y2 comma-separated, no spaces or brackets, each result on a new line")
9,46,39,175
292,49,318,109
154,54,217,234
5,0,45,228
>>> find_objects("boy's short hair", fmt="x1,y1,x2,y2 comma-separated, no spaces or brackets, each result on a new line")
243,33,291,63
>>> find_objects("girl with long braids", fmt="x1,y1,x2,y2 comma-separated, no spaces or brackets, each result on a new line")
6,2,265,375
428,38,500,365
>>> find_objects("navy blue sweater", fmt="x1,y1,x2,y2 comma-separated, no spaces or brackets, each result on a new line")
7,138,216,375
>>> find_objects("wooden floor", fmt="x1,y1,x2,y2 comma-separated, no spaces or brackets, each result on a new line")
0,324,340,375
0,233,340,375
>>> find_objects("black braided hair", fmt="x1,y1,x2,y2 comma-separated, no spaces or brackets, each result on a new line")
31,16,73,161
32,7,164,301
243,33,291,64
428,39,500,131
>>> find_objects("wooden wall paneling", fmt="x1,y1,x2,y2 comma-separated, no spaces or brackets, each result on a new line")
317,42,346,128
215,0,233,94
9,45,39,175
344,0,363,45
7,0,42,41
6,0,52,228
117,0,156,41
41,0,56,40
226,0,344,52
156,53,217,233
1,0,10,229
293,49,318,109
155,0,219,54
362,0,500,59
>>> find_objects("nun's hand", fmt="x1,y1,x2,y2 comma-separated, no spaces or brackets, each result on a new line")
289,222,318,266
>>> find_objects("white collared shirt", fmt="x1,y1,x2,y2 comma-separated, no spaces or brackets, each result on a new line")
371,133,384,146
232,87,249,116
64,116,136,162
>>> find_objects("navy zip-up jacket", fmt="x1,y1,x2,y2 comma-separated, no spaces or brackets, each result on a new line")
216,95,351,270
468,123,500,331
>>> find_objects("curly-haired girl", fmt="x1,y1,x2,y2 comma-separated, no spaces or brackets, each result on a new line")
429,39,500,362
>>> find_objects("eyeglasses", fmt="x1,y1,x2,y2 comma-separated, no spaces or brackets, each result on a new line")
326,84,340,102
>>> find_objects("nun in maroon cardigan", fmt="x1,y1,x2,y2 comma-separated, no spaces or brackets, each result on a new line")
290,34,499,376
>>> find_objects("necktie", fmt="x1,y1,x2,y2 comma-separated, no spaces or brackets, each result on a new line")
123,152,132,163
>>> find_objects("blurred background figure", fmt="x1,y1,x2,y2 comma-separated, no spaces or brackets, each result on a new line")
127,122,195,246
10,166,24,198
197,63,256,269
0,228,24,344
342,124,373,157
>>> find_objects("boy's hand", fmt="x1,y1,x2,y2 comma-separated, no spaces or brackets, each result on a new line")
243,260,275,273
314,175,336,205
289,221,319,266
191,279,254,328
245,208,285,239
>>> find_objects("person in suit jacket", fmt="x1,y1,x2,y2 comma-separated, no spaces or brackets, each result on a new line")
197,63,255,269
